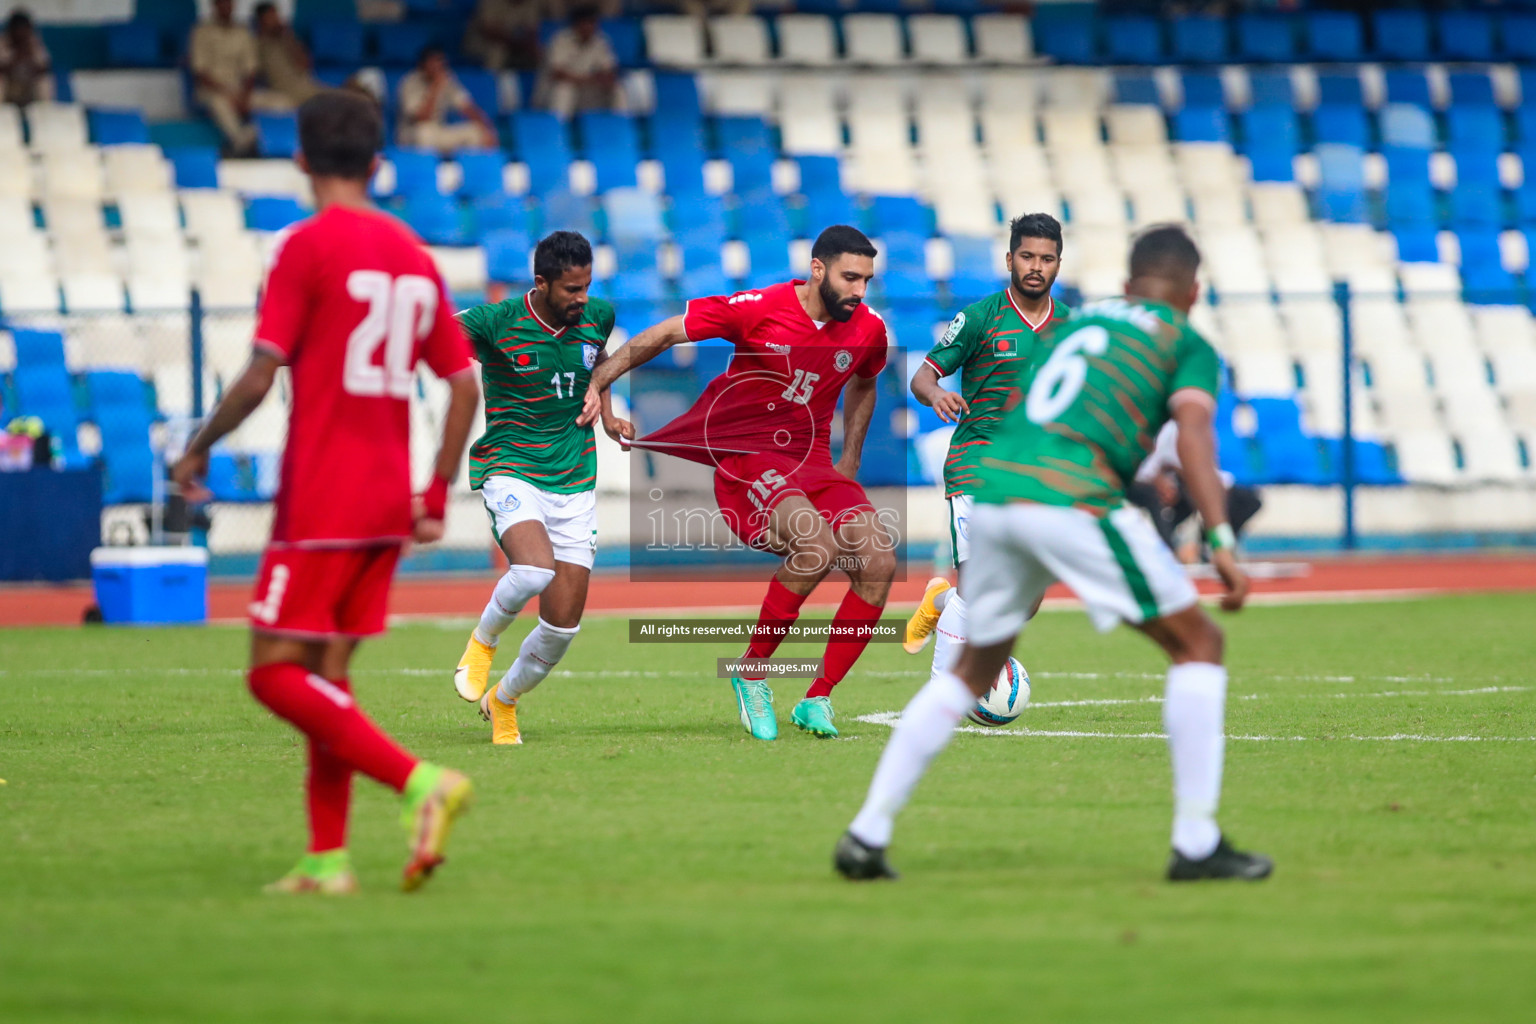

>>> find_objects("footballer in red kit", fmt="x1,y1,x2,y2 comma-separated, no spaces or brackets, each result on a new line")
583,225,896,741
172,91,482,895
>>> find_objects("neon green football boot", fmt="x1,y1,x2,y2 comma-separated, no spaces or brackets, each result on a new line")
730,676,777,741
791,696,838,738
263,850,359,895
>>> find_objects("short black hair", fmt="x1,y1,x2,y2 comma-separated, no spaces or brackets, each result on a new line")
418,44,445,66
253,2,277,18
811,225,877,264
570,4,601,22
297,91,383,180
534,230,593,283
7,10,33,31
1009,212,1063,255
1128,224,1202,284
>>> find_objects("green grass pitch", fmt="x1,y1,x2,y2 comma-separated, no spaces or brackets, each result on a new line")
2,592,1534,1022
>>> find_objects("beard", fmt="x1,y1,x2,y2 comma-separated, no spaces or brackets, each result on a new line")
1012,270,1051,301
558,301,585,326
819,277,860,323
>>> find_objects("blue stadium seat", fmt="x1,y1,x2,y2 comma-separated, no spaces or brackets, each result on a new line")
1447,108,1505,157
1304,11,1362,62
745,235,792,285
1380,104,1437,150
538,190,598,236
308,21,364,66
13,329,66,368
946,236,994,303
795,155,842,202
1170,16,1228,64
1461,261,1518,305
671,194,728,249
1383,70,1433,110
653,72,703,122
1384,146,1433,185
1315,72,1364,108
165,146,219,189
868,196,930,238
455,150,505,200
1104,16,1162,65
1385,179,1437,227
1256,432,1328,485
510,112,572,195
89,109,151,145
1315,144,1368,222
1174,106,1229,143
1450,184,1503,228
651,73,705,152
373,23,433,67
1372,10,1430,61
483,228,531,283
736,196,792,242
1312,105,1369,148
468,194,528,235
604,17,644,68
254,112,298,158
1323,439,1401,486
1033,11,1095,64
1248,70,1293,109
456,69,500,118
1447,72,1497,109
720,119,775,196
1454,152,1502,188
578,112,640,192
384,147,440,198
1505,15,1536,62
602,270,667,303
245,196,309,232
1180,72,1224,109
1518,183,1536,225
106,22,165,68
12,365,80,452
1393,226,1439,263
1114,73,1159,107
1235,14,1297,63
657,145,706,199
1518,103,1536,149
604,188,665,242
679,265,733,299
1242,106,1299,182
401,194,469,246
1438,12,1495,61
1458,229,1504,272
86,371,156,504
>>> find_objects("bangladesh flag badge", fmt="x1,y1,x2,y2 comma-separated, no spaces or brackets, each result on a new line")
995,337,1020,358
510,350,541,372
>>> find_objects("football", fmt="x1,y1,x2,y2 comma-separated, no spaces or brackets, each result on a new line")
965,658,1031,727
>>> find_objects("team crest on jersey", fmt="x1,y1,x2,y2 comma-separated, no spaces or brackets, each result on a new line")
582,343,599,370
834,350,853,372
498,493,521,512
510,350,540,372
994,336,1020,358
939,312,966,346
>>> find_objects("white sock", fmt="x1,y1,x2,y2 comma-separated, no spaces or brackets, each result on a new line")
849,670,975,849
473,565,556,646
496,619,580,702
929,592,967,680
1164,662,1227,859
932,586,951,613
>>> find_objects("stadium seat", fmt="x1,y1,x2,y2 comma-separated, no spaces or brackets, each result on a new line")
86,370,156,504
254,112,298,158
372,24,430,67
1304,11,1362,62
106,22,165,68
1316,71,1364,108
309,21,364,66
604,188,665,243
1174,106,1229,144
1372,10,1430,61
12,328,66,368
1180,72,1224,109
843,14,906,66
12,363,80,451
1505,15,1536,62
776,14,838,66
245,196,309,232
1447,72,1497,110
1032,11,1095,65
510,112,572,196
1393,226,1440,263
578,112,640,192
539,190,598,236
1315,144,1368,223
1170,16,1228,64
1383,70,1433,110
1438,12,1495,62
1312,105,1369,149
972,14,1032,64
383,148,440,199
643,15,706,68
1248,70,1293,109
482,228,531,283
1380,105,1436,151
908,14,969,66
1235,14,1297,63
1104,16,1162,65
89,109,151,146
455,150,505,201
1447,108,1505,156
709,15,770,65
603,17,644,69
468,193,527,236
1450,184,1502,228
1243,106,1300,182
26,103,88,153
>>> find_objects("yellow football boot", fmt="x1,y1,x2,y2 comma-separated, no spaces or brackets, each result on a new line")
903,577,952,654
453,635,496,702
400,765,473,892
479,686,523,745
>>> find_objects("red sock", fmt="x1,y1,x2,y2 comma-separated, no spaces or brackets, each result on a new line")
306,678,354,854
740,576,809,679
248,663,417,793
806,590,885,699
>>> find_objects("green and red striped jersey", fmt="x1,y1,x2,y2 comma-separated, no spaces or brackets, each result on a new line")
457,292,616,493
922,289,1069,497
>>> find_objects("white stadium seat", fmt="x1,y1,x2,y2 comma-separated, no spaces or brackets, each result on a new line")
843,14,905,66
709,16,770,66
1249,182,1311,226
1039,107,1102,152
119,194,183,242
1391,430,1460,484
1458,429,1525,482
643,15,706,68
102,145,173,197
1104,104,1167,146
25,103,89,153
776,15,838,66
40,152,104,202
0,103,22,149
704,73,776,116
62,273,125,314
973,14,1033,64
908,15,969,66
0,273,61,314
776,78,842,155
181,190,248,242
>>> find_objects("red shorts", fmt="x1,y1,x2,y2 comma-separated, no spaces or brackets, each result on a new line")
249,544,402,639
714,454,875,549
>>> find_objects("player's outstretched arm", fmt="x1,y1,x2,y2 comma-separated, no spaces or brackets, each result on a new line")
577,314,689,426
909,362,968,423
593,348,635,449
1172,394,1249,612
415,368,481,544
835,373,878,481
171,350,282,503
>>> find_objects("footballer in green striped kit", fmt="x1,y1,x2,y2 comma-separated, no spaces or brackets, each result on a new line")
450,231,633,746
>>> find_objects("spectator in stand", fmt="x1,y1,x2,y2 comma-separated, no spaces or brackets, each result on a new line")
463,0,556,72
253,2,322,108
537,5,621,119
0,10,53,107
397,46,498,153
190,0,260,155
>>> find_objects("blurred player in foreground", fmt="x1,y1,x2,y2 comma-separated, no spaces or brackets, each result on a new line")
583,225,894,741
451,231,630,744
836,225,1271,882
173,91,481,894
903,213,1070,683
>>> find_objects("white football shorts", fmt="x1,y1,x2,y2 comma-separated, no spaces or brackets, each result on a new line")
946,493,974,569
480,475,597,569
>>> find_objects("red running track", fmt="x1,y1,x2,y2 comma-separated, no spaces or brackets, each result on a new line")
2,554,1534,628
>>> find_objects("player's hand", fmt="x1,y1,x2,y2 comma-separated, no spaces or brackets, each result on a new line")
171,449,211,504
1211,547,1249,612
834,455,859,481
413,517,445,544
576,384,602,427
931,391,969,423
603,414,635,451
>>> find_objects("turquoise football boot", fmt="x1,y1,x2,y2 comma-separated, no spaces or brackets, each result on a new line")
730,677,777,741
791,696,838,738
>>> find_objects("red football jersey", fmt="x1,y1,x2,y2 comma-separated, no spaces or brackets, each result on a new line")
253,205,473,547
635,281,889,467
